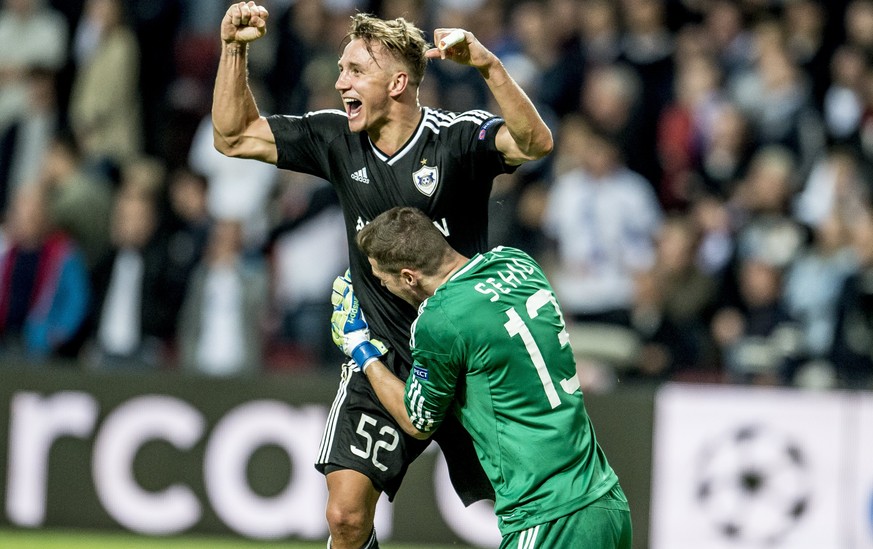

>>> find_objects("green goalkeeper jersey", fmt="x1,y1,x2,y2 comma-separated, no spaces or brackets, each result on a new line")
405,246,619,534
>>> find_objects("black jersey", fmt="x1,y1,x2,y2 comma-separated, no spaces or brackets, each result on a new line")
267,107,513,374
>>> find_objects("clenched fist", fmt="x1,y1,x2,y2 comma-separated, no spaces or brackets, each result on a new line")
221,2,269,44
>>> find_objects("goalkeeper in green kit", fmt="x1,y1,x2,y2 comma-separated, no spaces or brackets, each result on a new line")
331,207,632,548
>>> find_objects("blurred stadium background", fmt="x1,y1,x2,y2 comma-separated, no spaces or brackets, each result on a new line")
2,0,873,547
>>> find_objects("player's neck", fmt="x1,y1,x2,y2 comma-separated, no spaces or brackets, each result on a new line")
428,251,470,295
369,105,422,156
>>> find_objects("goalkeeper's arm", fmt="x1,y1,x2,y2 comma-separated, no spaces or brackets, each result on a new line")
330,271,428,439
364,361,430,440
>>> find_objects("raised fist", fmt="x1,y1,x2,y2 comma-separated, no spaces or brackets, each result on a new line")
221,2,269,44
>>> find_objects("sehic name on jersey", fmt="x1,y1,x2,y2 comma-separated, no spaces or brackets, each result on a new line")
473,250,536,302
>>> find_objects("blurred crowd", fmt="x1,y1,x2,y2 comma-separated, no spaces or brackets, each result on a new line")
1,0,873,392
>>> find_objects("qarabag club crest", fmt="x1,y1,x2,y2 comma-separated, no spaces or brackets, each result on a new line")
412,165,439,197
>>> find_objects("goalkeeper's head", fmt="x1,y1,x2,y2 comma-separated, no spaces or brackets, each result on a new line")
356,206,465,307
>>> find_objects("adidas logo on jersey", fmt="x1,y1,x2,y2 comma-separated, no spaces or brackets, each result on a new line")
350,167,370,184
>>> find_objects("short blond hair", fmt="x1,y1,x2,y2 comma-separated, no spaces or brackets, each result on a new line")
347,13,429,86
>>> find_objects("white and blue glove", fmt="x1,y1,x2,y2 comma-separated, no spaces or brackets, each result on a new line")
331,270,387,371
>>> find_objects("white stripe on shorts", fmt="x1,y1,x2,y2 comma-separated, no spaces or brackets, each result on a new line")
517,525,540,549
317,362,354,464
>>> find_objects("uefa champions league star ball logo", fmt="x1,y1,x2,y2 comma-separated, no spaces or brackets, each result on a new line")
694,424,811,545
869,490,873,541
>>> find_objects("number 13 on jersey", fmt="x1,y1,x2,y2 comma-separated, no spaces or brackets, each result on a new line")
504,288,581,408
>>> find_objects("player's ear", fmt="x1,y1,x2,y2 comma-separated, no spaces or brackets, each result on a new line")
399,267,416,286
388,71,408,97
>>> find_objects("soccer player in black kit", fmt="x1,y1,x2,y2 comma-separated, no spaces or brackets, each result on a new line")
212,3,553,548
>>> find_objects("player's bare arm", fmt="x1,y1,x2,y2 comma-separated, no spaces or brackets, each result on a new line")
428,29,553,166
364,360,430,440
212,2,277,164
331,272,429,440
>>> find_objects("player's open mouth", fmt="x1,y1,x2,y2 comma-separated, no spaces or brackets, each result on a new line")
344,98,362,118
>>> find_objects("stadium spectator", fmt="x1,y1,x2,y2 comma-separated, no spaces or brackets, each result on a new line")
783,212,856,381
86,181,172,370
177,219,267,377
266,0,334,116
844,0,873,60
130,0,183,158
542,124,662,387
0,185,90,362
38,131,113,270
459,0,514,61
161,167,212,320
821,44,868,143
629,214,719,381
782,0,830,108
0,67,60,204
727,21,826,180
689,193,735,279
618,0,676,187
426,1,490,113
267,173,347,370
731,146,807,270
711,257,802,385
702,0,755,80
793,145,869,230
857,61,873,164
188,114,277,250
69,0,142,170
830,207,873,389
578,63,645,174
543,124,662,327
691,102,753,200
495,0,564,118
0,0,67,133
547,0,622,118
657,52,729,209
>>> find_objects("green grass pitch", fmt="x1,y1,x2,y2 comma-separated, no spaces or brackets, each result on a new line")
0,529,476,549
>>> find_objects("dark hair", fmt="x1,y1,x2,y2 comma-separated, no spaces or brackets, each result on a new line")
356,207,450,276
346,13,429,86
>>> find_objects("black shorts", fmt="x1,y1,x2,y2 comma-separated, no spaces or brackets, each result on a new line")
315,356,494,504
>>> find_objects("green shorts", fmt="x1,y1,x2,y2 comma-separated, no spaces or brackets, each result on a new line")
499,483,632,549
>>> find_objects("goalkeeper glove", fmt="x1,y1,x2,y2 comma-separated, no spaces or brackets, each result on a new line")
330,270,387,371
